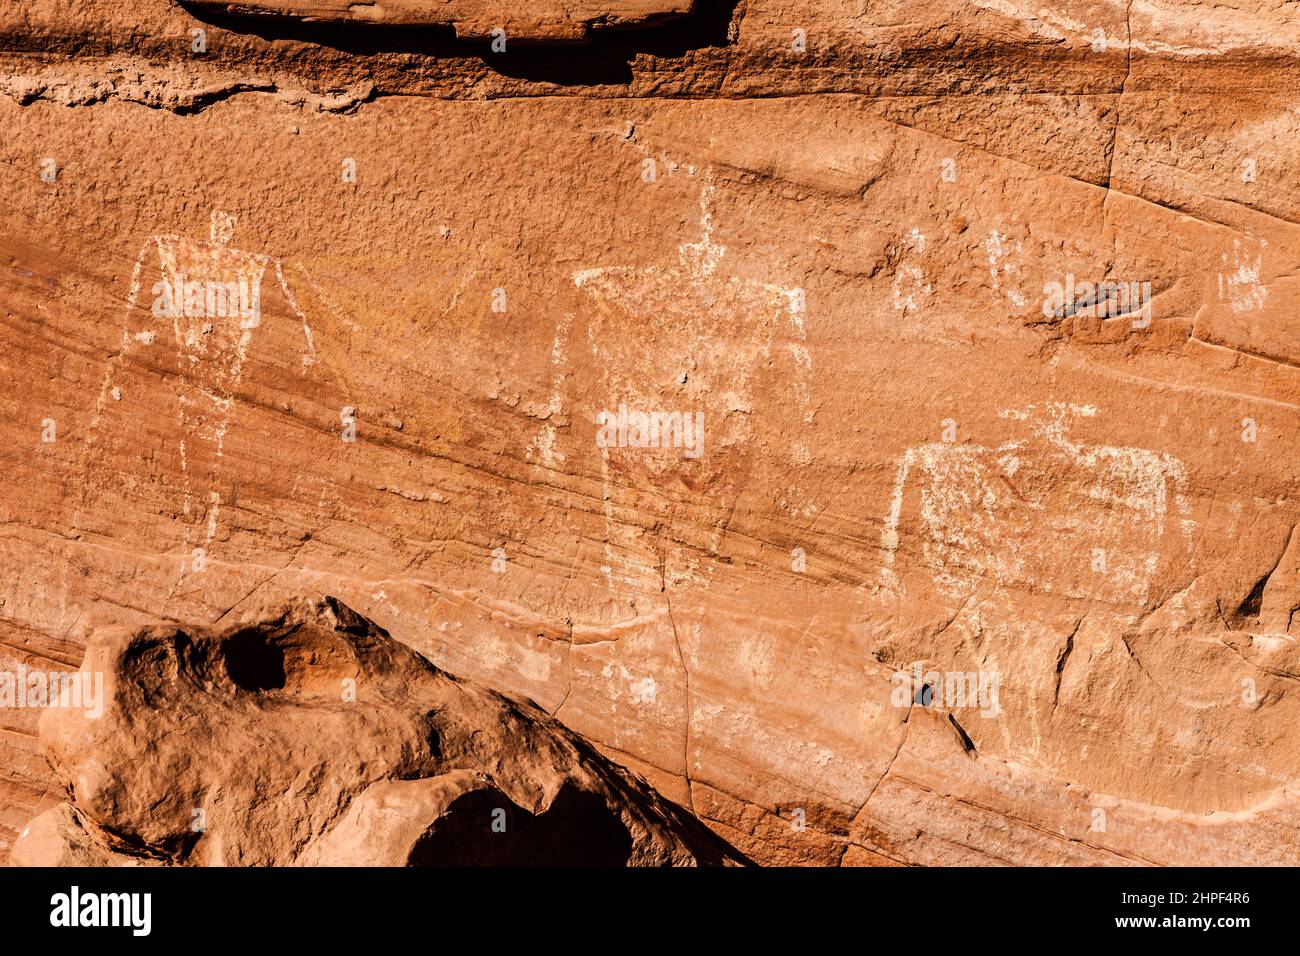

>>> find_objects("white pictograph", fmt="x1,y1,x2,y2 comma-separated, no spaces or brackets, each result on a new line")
571,176,817,582
880,403,1193,605
1217,237,1269,315
85,211,317,575
573,179,815,454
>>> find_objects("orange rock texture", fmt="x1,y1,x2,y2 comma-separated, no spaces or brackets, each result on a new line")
2,0,1300,865
11,597,744,865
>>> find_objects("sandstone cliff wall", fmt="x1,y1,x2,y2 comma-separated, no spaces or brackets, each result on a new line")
2,0,1299,864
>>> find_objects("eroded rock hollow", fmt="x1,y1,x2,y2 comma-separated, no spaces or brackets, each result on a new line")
12,597,744,866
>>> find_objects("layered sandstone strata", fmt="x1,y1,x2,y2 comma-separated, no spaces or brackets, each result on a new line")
2,0,1300,865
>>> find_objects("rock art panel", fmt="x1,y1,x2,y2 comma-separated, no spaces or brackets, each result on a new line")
2,0,1300,871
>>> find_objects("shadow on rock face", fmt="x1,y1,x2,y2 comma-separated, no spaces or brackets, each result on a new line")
11,596,748,867
224,628,288,691
177,0,742,87
409,785,634,866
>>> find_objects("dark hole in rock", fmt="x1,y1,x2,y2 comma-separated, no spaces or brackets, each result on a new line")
915,684,934,707
1235,571,1269,620
407,786,633,866
224,630,287,691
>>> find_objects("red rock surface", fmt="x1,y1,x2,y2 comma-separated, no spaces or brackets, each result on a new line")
2,0,1300,865
11,597,743,865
